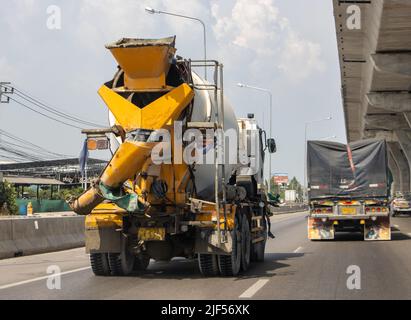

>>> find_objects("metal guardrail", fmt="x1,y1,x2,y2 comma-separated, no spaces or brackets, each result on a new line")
271,204,309,214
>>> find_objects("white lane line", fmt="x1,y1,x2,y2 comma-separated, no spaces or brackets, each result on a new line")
293,246,303,253
239,279,269,298
0,266,91,290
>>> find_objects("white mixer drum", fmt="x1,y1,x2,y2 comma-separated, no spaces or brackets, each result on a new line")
107,70,241,201
189,72,240,200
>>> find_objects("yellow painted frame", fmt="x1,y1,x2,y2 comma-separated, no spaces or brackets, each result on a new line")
98,83,194,131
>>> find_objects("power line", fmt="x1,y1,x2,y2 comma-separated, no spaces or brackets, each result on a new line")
0,83,105,162
0,146,46,162
0,154,24,162
0,140,66,159
8,86,105,128
0,129,73,158
5,95,84,129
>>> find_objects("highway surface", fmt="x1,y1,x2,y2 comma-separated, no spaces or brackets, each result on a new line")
1,211,411,300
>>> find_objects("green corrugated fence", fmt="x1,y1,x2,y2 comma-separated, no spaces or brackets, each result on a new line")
16,199,71,215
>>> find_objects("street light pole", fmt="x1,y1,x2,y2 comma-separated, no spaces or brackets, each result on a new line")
304,116,332,202
145,7,207,80
237,83,273,192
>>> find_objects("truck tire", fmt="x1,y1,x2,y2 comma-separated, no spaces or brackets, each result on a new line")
251,216,266,262
251,239,266,262
108,237,135,276
90,253,111,276
198,254,219,276
108,253,123,276
218,215,241,276
241,216,251,272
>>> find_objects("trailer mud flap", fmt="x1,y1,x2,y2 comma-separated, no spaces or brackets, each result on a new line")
364,216,391,241
308,217,335,240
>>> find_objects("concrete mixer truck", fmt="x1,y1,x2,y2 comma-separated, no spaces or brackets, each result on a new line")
70,36,277,277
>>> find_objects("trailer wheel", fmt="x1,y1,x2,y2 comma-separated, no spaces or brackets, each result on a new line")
90,253,111,276
198,254,219,276
218,215,241,276
241,216,251,271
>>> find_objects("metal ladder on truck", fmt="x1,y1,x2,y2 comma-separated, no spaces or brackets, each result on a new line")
186,59,228,247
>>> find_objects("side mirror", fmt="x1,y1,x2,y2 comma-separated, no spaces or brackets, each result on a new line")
267,138,276,153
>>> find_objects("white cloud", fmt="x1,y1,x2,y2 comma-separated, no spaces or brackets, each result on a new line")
0,57,16,80
278,31,325,82
212,0,286,56
211,0,324,81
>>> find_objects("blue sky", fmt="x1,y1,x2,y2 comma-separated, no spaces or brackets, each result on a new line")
0,0,346,182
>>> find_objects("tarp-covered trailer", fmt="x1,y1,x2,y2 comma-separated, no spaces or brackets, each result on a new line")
307,139,391,241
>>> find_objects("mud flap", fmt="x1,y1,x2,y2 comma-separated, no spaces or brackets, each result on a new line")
195,229,233,255
86,227,121,253
364,216,391,241
308,217,335,240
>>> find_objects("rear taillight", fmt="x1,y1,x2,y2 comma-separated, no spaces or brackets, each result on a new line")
365,206,388,213
313,207,332,214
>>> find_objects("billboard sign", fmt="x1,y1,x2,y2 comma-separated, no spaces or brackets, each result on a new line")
273,173,288,186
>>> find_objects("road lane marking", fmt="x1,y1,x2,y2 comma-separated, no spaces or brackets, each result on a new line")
293,246,303,253
0,266,91,290
239,279,269,298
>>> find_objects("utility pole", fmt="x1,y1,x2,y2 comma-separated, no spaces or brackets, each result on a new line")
0,82,13,103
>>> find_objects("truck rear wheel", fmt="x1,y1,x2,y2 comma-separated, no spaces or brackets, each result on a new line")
108,253,123,275
241,216,251,271
251,216,266,262
198,254,219,276
108,237,135,276
218,215,241,276
90,253,110,276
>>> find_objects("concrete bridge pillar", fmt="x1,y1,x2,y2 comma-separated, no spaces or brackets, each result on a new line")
388,141,410,192
395,130,411,190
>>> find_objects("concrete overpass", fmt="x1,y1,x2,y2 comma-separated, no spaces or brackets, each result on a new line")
333,0,411,193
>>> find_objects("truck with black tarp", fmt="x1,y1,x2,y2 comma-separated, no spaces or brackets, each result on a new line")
307,139,391,241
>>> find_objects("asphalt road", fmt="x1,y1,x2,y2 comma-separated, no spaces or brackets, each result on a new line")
1,211,411,300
